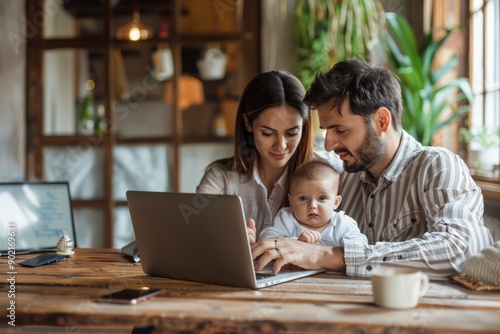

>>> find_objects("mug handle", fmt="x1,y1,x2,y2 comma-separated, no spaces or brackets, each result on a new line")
419,274,429,297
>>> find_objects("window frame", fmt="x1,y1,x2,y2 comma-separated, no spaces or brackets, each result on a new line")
468,0,500,193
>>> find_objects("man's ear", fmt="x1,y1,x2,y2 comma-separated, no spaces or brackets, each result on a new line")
243,113,252,132
372,107,391,133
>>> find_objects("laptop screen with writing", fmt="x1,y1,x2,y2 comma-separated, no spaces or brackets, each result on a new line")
0,182,76,255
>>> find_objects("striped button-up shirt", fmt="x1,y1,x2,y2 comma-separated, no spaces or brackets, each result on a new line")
338,131,494,277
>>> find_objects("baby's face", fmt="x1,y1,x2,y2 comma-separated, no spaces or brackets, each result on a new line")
288,176,341,230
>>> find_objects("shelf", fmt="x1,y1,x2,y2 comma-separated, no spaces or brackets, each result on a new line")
114,38,172,48
28,38,108,49
72,199,107,208
174,33,246,44
74,199,129,207
180,135,234,144
116,136,174,145
40,134,111,146
26,0,260,248
29,34,245,49
115,200,128,207
473,174,500,200
63,0,189,17
476,181,500,200
115,135,234,145
113,33,245,47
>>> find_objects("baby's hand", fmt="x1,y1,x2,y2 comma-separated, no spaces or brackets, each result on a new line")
298,230,321,244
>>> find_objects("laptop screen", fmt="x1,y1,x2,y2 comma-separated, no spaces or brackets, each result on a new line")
0,182,76,255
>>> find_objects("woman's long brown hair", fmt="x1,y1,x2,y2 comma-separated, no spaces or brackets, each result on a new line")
207,70,314,209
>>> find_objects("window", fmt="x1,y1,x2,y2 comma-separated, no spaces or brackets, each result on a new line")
469,0,500,175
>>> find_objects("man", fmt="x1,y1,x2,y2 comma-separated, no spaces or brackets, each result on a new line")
251,58,493,277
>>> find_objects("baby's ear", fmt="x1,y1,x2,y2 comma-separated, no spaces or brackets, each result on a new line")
334,195,342,208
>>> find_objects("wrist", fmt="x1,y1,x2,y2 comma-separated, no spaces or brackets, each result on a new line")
321,246,346,272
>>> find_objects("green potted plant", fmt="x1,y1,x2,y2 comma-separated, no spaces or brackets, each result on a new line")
384,12,474,146
292,0,385,89
459,126,500,172
288,0,385,140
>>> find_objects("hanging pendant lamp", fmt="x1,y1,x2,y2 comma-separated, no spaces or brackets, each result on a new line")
117,10,153,41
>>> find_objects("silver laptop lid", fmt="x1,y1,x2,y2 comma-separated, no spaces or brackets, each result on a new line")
127,191,258,288
0,182,76,255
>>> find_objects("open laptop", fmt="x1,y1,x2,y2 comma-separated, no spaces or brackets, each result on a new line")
0,182,77,256
126,191,324,289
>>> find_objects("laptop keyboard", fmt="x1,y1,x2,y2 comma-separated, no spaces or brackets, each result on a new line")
254,260,276,280
256,273,277,280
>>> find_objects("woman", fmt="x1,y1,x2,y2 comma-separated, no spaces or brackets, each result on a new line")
197,70,323,240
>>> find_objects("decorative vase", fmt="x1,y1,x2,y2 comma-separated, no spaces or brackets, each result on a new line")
197,47,228,80
470,147,500,173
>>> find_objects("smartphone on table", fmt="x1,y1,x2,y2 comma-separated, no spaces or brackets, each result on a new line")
19,253,68,267
96,287,162,304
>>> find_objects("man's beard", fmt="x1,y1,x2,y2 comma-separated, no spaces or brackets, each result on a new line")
338,124,386,173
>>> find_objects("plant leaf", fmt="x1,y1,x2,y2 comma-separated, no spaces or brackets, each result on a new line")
433,54,458,82
384,12,474,146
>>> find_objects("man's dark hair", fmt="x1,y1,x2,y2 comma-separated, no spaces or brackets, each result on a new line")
303,58,403,130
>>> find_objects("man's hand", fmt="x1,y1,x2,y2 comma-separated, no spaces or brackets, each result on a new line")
247,218,257,244
251,238,346,274
298,230,321,244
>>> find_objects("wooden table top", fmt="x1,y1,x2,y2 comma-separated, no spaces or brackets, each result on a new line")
1,248,499,333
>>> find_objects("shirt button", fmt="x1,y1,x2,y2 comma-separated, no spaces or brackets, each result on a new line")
383,257,388,261
368,223,373,228
370,193,375,199
397,255,403,260
366,265,373,271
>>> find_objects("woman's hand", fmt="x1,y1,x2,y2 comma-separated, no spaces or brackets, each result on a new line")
251,238,346,274
247,219,257,244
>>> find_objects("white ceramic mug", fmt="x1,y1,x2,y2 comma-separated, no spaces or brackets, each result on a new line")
371,266,429,309
151,47,174,81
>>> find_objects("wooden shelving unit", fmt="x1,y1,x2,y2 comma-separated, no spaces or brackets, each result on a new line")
25,0,260,247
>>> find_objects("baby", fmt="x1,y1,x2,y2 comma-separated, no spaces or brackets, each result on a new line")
260,160,367,246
